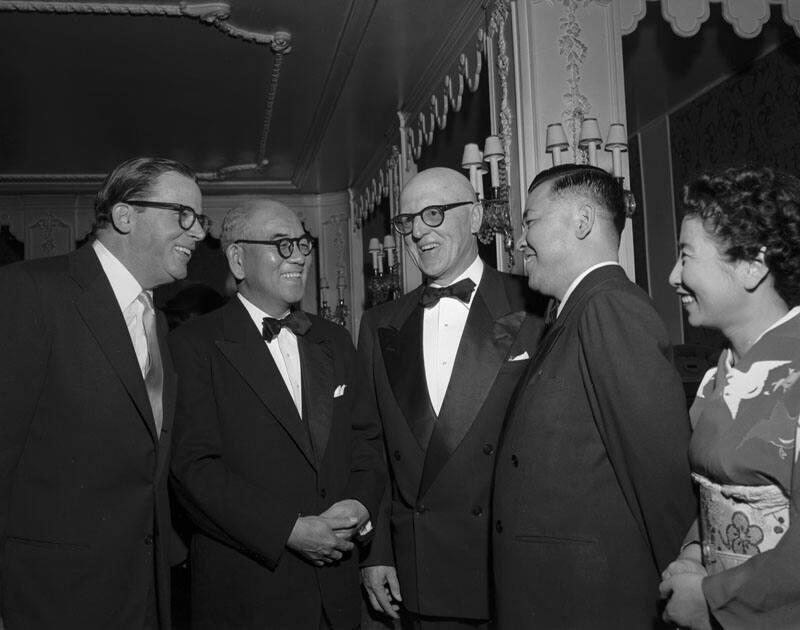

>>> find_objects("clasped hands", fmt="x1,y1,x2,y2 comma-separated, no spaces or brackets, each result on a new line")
286,499,369,567
658,543,713,630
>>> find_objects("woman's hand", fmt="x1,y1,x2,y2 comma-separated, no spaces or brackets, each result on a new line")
661,541,706,581
660,572,713,630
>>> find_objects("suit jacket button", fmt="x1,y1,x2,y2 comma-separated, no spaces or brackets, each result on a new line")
511,454,519,467
320,488,327,498
416,504,427,515
471,506,483,517
144,535,153,545
495,520,503,533
393,450,401,461
483,444,494,455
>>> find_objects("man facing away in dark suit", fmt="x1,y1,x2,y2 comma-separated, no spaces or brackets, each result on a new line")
359,167,546,629
169,199,386,629
0,157,207,629
492,164,696,629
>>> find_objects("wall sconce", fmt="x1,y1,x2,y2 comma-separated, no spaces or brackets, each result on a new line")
464,135,515,267
546,119,637,219
334,270,349,326
366,235,402,307
319,276,333,321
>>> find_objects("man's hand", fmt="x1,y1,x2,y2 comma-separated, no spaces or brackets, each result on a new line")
362,565,402,619
660,572,713,630
320,499,369,540
286,515,355,566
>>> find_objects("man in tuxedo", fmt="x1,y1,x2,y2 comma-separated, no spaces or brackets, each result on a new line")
0,157,206,629
359,167,545,628
169,200,385,629
492,164,695,629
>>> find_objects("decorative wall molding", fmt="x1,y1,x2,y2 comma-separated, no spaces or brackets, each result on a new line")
489,0,513,188
619,0,800,39
0,1,294,49
558,0,593,163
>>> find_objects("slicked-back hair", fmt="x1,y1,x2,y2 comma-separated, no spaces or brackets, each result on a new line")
682,165,800,307
93,157,197,232
528,164,626,235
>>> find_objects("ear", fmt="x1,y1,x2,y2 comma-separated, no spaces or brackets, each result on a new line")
470,201,484,235
111,202,134,235
740,246,770,291
225,244,246,281
575,203,595,240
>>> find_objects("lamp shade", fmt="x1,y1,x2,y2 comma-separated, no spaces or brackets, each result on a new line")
483,135,504,159
383,234,396,249
605,123,628,150
545,123,569,152
578,117,602,147
367,237,381,252
461,143,482,167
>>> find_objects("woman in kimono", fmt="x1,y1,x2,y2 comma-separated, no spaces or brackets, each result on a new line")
660,165,800,629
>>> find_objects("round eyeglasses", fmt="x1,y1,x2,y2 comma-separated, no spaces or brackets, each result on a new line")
234,234,315,259
124,200,210,232
391,201,474,236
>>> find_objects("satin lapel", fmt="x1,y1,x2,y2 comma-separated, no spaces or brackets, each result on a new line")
216,300,315,468
379,298,437,450
419,273,516,497
298,324,334,465
71,248,158,442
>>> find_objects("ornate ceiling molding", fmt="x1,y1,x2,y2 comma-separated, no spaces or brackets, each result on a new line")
0,2,294,50
620,0,800,39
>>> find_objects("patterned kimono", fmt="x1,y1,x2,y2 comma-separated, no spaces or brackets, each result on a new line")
689,307,800,628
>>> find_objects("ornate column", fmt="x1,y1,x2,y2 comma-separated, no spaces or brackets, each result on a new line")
510,0,635,278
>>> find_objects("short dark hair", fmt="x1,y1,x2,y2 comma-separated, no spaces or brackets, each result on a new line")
528,164,626,235
93,157,197,232
682,165,800,307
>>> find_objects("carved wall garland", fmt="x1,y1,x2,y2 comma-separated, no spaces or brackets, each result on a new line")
558,0,593,164
488,0,513,188
619,0,800,39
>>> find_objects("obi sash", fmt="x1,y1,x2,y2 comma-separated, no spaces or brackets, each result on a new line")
693,472,789,575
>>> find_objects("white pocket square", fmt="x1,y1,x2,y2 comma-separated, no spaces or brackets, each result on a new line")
508,351,530,362
333,384,347,398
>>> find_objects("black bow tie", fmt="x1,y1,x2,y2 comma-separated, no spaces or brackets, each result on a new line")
419,278,476,308
262,310,311,342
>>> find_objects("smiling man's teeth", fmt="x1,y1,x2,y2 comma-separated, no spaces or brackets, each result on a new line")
420,243,438,252
175,246,192,257
680,295,695,304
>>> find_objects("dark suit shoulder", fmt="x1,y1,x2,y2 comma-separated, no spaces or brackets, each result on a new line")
305,312,355,348
168,302,226,345
361,287,420,328
490,269,548,316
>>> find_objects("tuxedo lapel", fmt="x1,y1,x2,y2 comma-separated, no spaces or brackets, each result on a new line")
418,270,518,497
216,300,315,468
379,290,437,449
299,323,334,463
156,309,177,441
71,248,159,442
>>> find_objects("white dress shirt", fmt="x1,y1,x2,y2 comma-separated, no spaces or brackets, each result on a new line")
93,240,150,376
422,256,484,415
238,293,303,416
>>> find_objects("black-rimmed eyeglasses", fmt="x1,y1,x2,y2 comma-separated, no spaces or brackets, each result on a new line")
124,200,210,232
234,234,315,259
391,201,474,236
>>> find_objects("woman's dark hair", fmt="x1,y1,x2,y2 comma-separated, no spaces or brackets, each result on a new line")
93,157,196,232
682,165,800,306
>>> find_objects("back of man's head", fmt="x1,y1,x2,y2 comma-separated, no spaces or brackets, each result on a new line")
94,157,197,233
528,164,626,238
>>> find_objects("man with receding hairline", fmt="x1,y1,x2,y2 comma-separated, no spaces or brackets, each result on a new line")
0,156,206,629
170,199,385,629
359,167,545,628
492,164,695,629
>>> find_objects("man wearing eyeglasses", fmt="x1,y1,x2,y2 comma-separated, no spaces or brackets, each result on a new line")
358,167,546,628
169,199,385,629
0,157,206,629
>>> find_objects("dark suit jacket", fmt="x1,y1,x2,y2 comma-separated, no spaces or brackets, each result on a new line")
492,265,696,629
0,246,176,629
169,298,385,629
358,266,546,619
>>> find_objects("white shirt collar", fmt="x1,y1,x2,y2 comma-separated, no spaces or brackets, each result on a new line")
92,240,145,312
237,293,290,333
557,261,620,317
429,256,484,309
